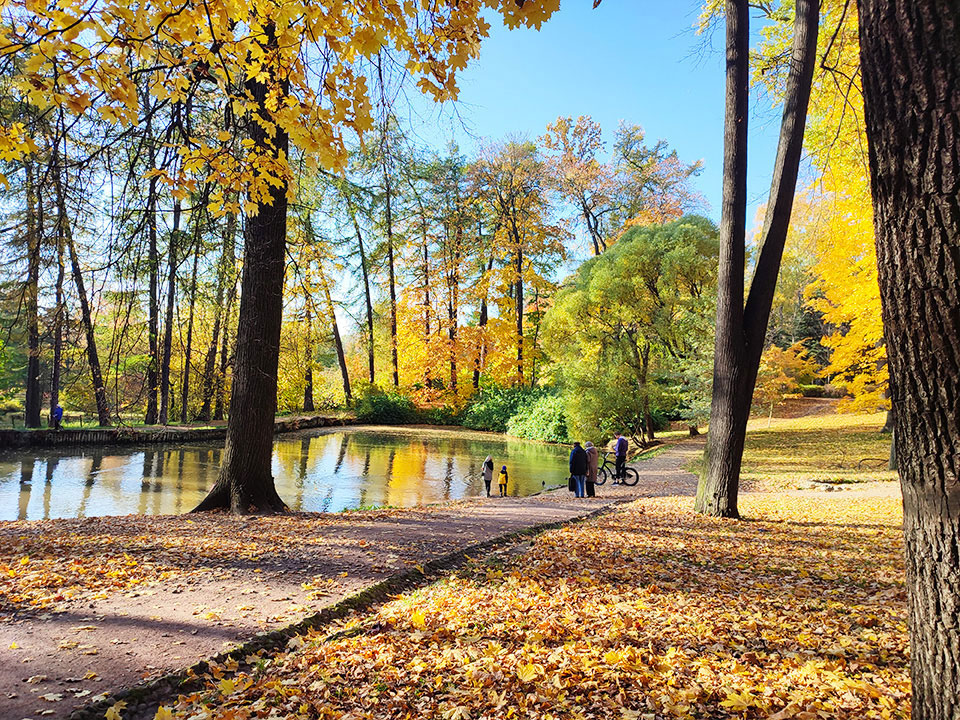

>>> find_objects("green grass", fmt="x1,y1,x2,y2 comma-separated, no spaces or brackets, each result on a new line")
739,412,896,490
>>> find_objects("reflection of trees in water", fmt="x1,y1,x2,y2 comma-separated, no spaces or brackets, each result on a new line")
333,434,349,475
78,451,103,518
43,456,58,519
18,458,35,520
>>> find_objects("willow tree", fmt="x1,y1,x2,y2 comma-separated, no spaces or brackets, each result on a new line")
0,0,564,511
858,2,960,717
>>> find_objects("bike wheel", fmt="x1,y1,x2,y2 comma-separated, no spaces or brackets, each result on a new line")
621,467,640,487
595,468,607,486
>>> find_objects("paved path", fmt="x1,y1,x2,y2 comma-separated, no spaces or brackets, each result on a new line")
0,439,702,720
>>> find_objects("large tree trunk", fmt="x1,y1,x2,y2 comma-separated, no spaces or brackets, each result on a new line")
194,22,288,513
24,162,42,428
159,202,180,425
384,162,399,388
858,3,960,717
695,0,819,517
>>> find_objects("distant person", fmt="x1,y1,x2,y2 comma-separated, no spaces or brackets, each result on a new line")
497,466,509,497
482,456,495,497
52,404,63,431
613,431,628,484
584,441,599,497
569,441,588,499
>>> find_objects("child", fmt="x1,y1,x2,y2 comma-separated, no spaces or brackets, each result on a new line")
497,465,508,497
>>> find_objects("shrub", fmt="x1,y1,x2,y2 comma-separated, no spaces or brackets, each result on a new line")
506,394,569,443
461,385,546,433
419,404,464,426
354,386,418,424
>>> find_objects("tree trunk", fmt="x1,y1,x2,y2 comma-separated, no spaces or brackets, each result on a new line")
145,121,160,425
213,212,237,422
303,305,315,412
350,207,376,385
320,269,351,405
474,257,493,390
66,234,111,427
384,161,399,388
194,21,288,513
858,3,960,717
695,0,819,517
49,205,65,423
180,227,200,424
515,248,524,385
159,202,180,425
24,162,42,428
197,243,227,422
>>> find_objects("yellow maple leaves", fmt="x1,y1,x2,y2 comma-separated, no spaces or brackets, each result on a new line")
0,0,563,213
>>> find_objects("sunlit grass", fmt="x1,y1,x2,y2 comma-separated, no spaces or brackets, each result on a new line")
741,412,896,490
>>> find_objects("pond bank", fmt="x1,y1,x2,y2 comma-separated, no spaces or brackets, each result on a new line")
0,413,355,449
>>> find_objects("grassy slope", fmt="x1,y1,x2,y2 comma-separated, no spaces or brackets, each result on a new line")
740,412,896,490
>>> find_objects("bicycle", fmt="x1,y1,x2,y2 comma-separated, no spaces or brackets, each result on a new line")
595,451,639,487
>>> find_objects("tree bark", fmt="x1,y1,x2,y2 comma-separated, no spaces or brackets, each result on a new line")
49,198,65,423
66,234,111,427
474,256,494,390
384,159,399,388
159,201,180,425
145,116,160,425
180,225,200,424
319,269,351,405
213,212,237,422
858,3,960,717
303,304,315,412
350,207,376,385
194,21,289,513
695,0,819,517
515,248,524,386
24,162,42,428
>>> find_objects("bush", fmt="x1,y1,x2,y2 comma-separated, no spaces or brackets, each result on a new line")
461,385,546,433
354,386,418,424
419,404,464,426
0,397,23,414
506,394,569,443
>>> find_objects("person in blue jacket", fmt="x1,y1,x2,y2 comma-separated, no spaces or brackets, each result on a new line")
569,441,588,499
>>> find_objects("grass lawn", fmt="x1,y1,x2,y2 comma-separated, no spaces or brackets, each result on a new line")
739,412,896,491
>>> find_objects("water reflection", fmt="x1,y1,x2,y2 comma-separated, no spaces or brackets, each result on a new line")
0,427,570,521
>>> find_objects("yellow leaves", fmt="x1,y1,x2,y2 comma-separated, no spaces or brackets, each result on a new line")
218,677,235,695
516,662,543,682
719,688,757,713
104,700,127,720
153,707,174,720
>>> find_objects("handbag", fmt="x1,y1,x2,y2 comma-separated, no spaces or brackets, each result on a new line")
567,476,575,492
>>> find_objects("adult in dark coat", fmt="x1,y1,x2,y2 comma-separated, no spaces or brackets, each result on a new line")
569,442,588,499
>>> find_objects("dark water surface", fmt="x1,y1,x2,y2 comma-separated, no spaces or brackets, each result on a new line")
0,426,571,521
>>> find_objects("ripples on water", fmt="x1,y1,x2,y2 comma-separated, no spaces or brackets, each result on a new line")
0,427,572,521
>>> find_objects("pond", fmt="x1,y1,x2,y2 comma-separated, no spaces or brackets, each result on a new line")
0,426,572,521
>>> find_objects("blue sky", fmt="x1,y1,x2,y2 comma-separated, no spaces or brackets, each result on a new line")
409,1,784,227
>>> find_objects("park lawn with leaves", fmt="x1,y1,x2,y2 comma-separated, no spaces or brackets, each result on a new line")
157,492,907,720
739,412,896,490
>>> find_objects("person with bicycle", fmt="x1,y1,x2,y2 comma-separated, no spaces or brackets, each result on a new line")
613,431,628,484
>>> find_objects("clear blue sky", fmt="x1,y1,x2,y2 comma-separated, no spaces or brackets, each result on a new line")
409,1,784,226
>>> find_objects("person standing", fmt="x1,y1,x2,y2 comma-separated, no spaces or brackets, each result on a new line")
569,441,588,499
497,465,509,497
52,404,63,431
482,456,495,497
613,432,628,484
584,441,599,497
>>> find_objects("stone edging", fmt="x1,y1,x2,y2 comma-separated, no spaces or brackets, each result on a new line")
67,498,633,720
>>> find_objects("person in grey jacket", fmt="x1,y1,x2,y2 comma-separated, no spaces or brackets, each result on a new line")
482,456,494,497
584,441,599,497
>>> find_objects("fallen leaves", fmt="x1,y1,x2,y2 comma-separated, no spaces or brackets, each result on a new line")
145,491,907,720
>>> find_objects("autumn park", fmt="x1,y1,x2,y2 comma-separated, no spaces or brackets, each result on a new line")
0,0,956,718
